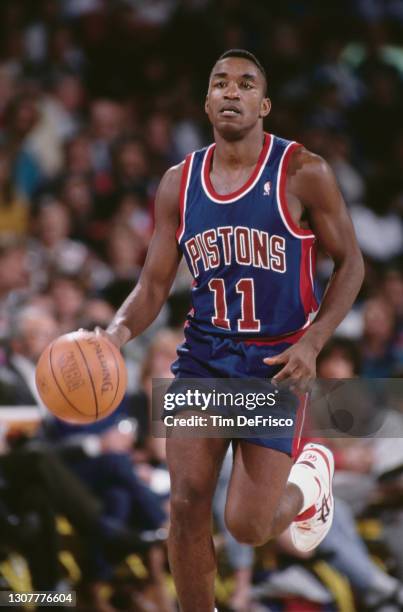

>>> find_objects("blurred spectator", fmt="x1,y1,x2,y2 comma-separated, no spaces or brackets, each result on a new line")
112,137,150,195
324,131,365,205
0,235,30,340
46,24,86,77
0,145,28,234
350,180,403,263
383,268,403,327
262,21,307,100
30,199,89,285
113,191,153,256
135,327,183,463
145,112,178,175
0,306,59,405
43,408,172,611
349,64,403,165
300,339,403,610
64,131,93,176
4,94,43,197
90,100,125,172
313,37,364,107
319,497,403,611
131,0,178,28
105,223,143,281
79,298,115,330
382,269,403,373
47,273,86,334
361,296,399,377
15,92,68,180
0,65,18,125
43,74,86,143
354,0,403,22
61,173,95,241
0,439,170,609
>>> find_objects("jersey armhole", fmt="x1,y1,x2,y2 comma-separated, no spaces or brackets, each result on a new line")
176,153,194,243
277,142,315,239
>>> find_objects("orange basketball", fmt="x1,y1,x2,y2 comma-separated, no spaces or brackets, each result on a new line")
35,331,127,424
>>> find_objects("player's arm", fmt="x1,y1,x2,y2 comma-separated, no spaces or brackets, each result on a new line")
265,149,364,383
104,163,183,348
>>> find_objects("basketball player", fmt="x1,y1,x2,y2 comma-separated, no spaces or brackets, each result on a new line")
100,50,364,611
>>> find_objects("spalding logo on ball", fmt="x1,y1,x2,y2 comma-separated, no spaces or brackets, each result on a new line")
35,330,128,424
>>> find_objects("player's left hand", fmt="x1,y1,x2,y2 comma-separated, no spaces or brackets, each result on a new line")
263,342,317,392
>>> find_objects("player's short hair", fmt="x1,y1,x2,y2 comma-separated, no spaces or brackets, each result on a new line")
212,49,268,94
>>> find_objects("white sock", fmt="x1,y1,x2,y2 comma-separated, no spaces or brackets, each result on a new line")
288,463,321,514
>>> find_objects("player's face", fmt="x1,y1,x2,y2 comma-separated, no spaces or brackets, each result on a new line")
205,58,271,139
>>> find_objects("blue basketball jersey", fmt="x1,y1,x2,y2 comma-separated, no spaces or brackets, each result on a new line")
176,133,319,340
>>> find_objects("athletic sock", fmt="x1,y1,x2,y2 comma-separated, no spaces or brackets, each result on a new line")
287,462,321,515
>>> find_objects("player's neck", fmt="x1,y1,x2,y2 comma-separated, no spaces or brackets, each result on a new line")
213,129,265,169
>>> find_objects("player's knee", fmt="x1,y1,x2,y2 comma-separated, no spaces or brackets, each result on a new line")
170,484,212,525
225,514,271,547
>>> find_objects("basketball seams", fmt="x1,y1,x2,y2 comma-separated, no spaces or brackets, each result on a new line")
49,342,89,417
74,339,99,420
98,339,122,414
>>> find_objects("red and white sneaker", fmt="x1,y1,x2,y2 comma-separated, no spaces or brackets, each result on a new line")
290,443,335,552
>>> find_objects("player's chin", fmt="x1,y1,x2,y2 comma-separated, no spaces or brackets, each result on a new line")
215,120,245,141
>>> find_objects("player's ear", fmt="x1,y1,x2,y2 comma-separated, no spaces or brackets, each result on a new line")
204,95,209,114
259,97,271,118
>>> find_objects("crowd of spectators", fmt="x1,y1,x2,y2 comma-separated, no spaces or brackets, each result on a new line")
0,0,403,610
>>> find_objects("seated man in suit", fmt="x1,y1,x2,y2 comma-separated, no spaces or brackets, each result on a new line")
0,305,59,405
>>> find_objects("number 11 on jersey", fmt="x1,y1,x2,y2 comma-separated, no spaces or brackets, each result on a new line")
208,278,260,332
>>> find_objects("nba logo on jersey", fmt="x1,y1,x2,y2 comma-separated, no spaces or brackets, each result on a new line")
263,181,271,196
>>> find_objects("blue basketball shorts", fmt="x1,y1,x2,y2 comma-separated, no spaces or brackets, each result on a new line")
170,325,307,457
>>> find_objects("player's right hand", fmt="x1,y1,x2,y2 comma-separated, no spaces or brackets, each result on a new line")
264,341,317,393
77,326,124,350
94,326,124,349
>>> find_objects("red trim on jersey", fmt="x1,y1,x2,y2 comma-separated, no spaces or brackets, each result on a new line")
176,154,192,242
240,326,308,346
300,238,316,316
292,394,308,458
278,142,315,237
183,306,195,329
203,133,271,202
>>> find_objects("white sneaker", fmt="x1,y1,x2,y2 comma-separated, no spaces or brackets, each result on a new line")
290,443,335,552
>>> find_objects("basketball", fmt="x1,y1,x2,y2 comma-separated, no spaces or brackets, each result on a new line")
35,331,127,424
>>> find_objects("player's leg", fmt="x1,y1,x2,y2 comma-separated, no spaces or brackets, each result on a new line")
223,339,334,550
166,435,230,612
225,440,334,549
224,442,299,545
